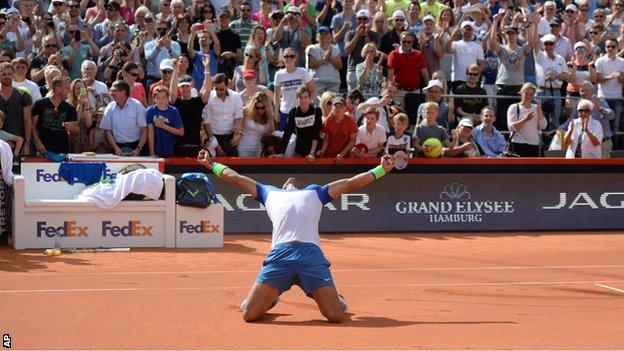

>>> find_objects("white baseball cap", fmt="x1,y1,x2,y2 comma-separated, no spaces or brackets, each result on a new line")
565,4,577,12
423,15,435,23
461,21,478,31
541,33,557,44
392,10,406,19
356,9,370,19
458,118,474,128
423,80,443,92
159,58,174,71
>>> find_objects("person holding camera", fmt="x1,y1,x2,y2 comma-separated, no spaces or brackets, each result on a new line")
30,35,67,87
60,23,100,80
144,20,181,87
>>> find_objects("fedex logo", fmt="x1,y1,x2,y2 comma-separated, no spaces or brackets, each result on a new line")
102,220,153,237
35,168,117,182
36,221,89,237
179,220,221,234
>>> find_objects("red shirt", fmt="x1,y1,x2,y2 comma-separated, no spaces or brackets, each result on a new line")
322,115,358,158
387,48,427,90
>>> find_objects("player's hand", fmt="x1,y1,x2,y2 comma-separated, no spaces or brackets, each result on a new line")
381,154,394,173
197,149,214,168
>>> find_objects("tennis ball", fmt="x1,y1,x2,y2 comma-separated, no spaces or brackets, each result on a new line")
54,249,62,256
423,138,443,158
45,249,55,256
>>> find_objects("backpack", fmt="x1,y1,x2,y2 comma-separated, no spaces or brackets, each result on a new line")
176,173,218,208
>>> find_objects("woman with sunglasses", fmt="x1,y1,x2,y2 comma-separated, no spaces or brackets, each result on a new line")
233,47,265,92
565,42,592,116
172,14,193,57
246,26,276,84
118,62,147,106
237,92,276,157
273,47,316,131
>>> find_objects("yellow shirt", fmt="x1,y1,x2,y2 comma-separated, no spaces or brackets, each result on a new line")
385,0,411,18
419,1,445,20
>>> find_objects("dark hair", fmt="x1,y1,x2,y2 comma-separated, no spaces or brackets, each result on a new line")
122,61,139,73
199,3,216,21
296,86,311,98
347,89,364,104
213,73,229,85
112,80,131,96
0,49,14,60
261,134,282,156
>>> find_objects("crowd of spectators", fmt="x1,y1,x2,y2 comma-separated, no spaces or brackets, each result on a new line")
0,0,620,160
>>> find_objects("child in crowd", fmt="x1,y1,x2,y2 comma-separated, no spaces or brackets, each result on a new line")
413,101,453,157
353,107,387,158
89,107,112,154
0,110,24,154
146,86,184,157
385,113,411,164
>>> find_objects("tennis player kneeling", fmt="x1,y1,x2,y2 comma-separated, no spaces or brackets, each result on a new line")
197,150,395,323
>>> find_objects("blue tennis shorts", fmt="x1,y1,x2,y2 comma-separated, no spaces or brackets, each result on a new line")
256,242,335,295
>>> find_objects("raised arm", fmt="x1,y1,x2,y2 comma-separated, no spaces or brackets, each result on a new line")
197,149,258,197
327,155,394,198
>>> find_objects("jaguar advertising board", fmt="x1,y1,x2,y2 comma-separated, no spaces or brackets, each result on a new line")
186,173,624,233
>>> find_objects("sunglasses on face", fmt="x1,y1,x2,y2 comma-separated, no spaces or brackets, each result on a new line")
162,70,173,74
467,72,479,76
401,40,412,44
126,71,139,77
203,9,213,13
255,105,266,110
284,54,296,59
578,108,591,113
595,15,605,18
145,17,154,22
544,42,554,46
45,44,58,48
69,4,80,8
394,18,404,22
240,8,251,12
53,2,64,6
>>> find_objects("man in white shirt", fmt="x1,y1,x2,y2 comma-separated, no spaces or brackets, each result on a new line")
534,33,570,131
445,21,485,91
197,150,395,323
594,38,624,144
202,73,244,156
564,99,603,158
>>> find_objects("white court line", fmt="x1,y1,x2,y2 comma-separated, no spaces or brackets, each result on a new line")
2,264,624,277
1,279,623,294
594,283,624,294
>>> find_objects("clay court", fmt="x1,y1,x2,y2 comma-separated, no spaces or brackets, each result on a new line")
1,231,623,350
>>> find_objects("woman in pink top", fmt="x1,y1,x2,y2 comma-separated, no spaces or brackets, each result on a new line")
253,0,275,29
119,62,147,106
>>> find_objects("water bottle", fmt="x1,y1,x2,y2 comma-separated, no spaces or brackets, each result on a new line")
53,231,62,256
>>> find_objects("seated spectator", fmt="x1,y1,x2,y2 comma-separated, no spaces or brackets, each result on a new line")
146,86,184,157
444,118,480,157
346,89,364,124
89,107,113,154
559,82,614,158
100,80,148,156
507,83,547,157
564,99,603,158
0,110,24,153
67,78,93,153
318,97,358,164
472,106,506,157
238,92,275,157
306,26,342,95
413,101,452,157
32,76,79,154
453,63,487,124
281,86,322,159
385,112,411,161
353,107,387,158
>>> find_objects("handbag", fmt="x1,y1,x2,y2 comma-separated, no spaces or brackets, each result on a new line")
176,173,218,208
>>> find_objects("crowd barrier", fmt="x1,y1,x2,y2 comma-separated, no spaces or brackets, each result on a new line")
12,156,223,249
164,157,624,233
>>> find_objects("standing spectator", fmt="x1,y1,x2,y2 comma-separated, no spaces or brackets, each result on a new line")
564,99,603,158
93,1,128,47
420,0,445,20
454,64,487,124
188,24,221,90
379,10,410,55
144,20,181,86
233,47,264,92
169,58,212,157
99,80,148,156
0,61,31,154
549,18,573,62
67,78,93,153
331,0,357,91
284,0,317,34
407,2,423,34
561,4,585,45
148,59,175,104
31,76,79,154
61,24,101,80
146,86,184,157
355,42,383,99
357,80,398,131
384,0,410,18
538,1,558,36
559,82,614,158
0,11,25,57
317,0,343,29
237,91,275,156
353,106,386,157
281,86,322,159
345,10,379,92
566,42,592,115
417,15,443,75
491,13,535,132
118,62,147,106
202,73,244,156
274,7,311,68
306,26,342,95
436,7,456,87
172,15,192,57
216,8,243,80
254,0,275,29
318,97,358,164
12,57,42,103
274,48,316,131
387,30,429,124
594,38,624,147
230,2,257,45
240,70,273,106
81,60,111,110
445,21,485,91
386,112,411,163
534,33,570,131
30,35,66,87
607,0,624,35
472,106,506,157
507,83,547,157
246,26,276,85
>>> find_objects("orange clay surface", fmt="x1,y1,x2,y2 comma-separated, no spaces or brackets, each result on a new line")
1,232,623,350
